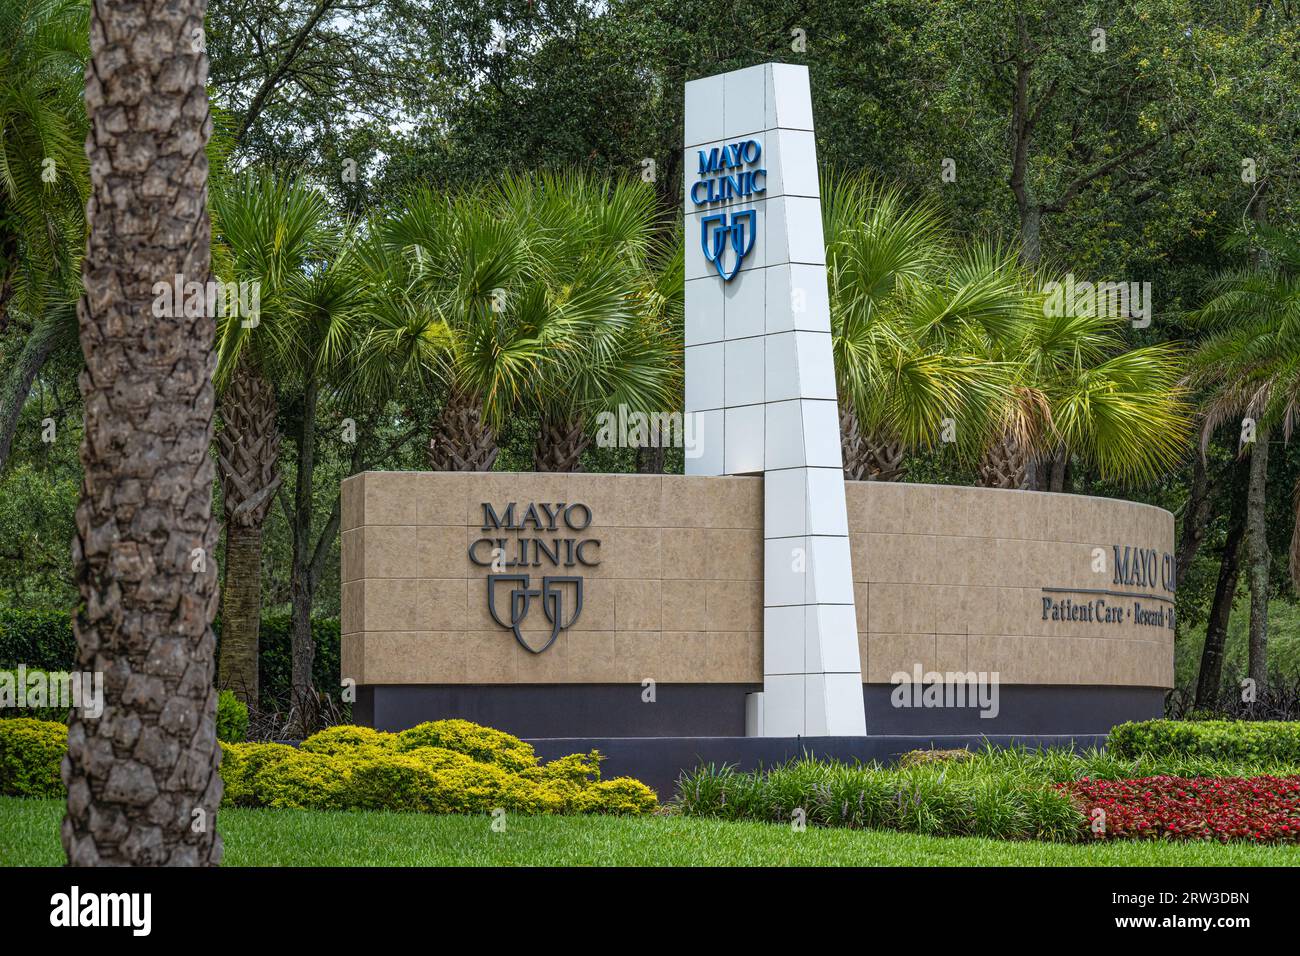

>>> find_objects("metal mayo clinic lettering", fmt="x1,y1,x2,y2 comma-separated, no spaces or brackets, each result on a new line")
691,138,765,281
468,502,601,654
1039,541,1177,633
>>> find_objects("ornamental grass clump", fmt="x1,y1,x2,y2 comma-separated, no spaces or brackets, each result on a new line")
674,756,1083,841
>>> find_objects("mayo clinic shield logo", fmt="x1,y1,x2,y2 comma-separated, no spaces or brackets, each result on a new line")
701,210,757,281
486,574,584,654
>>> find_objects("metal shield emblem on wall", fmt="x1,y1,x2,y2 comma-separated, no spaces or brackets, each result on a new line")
701,210,757,281
486,573,584,654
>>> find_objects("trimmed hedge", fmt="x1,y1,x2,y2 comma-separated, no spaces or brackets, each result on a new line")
220,720,657,815
0,610,341,711
1109,719,1300,764
0,717,659,816
0,718,66,797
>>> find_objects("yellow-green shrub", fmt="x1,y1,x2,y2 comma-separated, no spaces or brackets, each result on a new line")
218,741,297,807
346,752,444,811
300,724,397,756
0,717,66,797
578,777,659,814
503,777,569,814
421,761,517,813
401,746,476,771
250,750,352,811
523,750,601,786
7,716,657,816
396,719,537,772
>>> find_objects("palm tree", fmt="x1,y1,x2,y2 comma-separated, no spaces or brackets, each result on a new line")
1189,225,1300,687
215,176,368,714
64,0,221,865
361,176,643,472
210,175,334,705
633,228,684,474
823,176,1189,491
359,185,525,470
497,172,675,472
824,177,1017,479
0,0,88,473
978,280,1191,492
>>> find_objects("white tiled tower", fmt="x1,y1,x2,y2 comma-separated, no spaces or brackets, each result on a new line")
683,63,866,736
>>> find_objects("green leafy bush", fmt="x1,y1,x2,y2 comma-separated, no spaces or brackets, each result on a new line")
0,718,67,797
1109,720,1300,763
216,690,248,743
0,611,76,671
254,616,340,711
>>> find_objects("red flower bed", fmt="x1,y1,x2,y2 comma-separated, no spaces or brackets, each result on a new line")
1059,775,1300,844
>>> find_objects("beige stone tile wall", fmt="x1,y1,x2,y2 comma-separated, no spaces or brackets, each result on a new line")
341,473,1174,689
845,482,1175,689
341,472,763,686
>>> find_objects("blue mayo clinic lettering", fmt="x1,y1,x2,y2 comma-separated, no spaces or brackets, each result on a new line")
692,139,766,282
690,139,767,206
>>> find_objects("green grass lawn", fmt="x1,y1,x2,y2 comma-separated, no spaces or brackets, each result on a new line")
3,797,1298,866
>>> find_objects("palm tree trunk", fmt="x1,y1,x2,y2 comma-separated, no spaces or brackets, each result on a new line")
290,378,318,714
1176,451,1213,590
219,522,264,706
64,0,221,866
1047,444,1068,493
977,432,1031,489
1195,468,1247,708
636,443,665,474
216,359,281,705
1245,430,1270,687
840,401,904,481
534,415,589,471
428,388,498,471
0,317,56,473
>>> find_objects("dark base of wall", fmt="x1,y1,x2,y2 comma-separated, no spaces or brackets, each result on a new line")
525,734,1112,801
355,683,760,738
356,683,1165,738
863,683,1165,735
